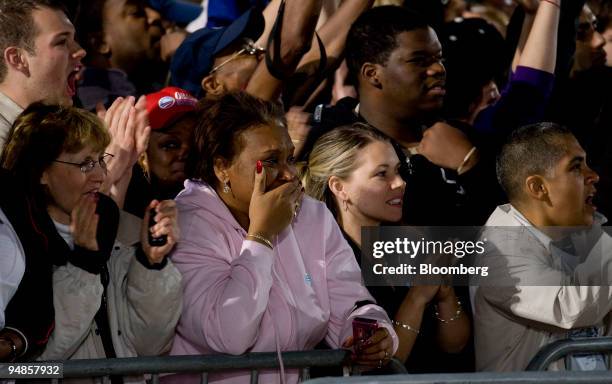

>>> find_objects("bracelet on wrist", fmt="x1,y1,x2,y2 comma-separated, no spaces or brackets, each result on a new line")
246,233,274,250
457,146,477,175
434,299,463,324
392,319,420,335
541,0,560,9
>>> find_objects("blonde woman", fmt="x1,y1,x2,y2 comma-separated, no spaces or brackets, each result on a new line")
301,123,471,372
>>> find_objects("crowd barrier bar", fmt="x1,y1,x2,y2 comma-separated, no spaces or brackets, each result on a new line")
303,370,612,384
526,336,612,371
45,349,406,383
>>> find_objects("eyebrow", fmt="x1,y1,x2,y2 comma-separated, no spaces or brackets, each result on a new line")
568,156,585,166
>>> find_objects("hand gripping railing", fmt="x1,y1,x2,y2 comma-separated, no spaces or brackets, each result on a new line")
526,336,612,371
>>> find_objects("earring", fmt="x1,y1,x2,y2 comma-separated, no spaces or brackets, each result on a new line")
342,199,348,212
223,181,231,194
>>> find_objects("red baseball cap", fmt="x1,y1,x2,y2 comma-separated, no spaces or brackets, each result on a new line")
145,87,198,130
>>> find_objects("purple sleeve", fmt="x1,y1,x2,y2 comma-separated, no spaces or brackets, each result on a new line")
474,66,555,136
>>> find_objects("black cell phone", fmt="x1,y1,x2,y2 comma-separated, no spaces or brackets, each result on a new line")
352,317,378,352
148,208,167,247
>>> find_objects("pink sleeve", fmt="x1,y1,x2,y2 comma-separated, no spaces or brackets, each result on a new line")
171,211,275,355
322,210,399,353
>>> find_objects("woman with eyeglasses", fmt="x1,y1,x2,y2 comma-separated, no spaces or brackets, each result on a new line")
0,103,182,374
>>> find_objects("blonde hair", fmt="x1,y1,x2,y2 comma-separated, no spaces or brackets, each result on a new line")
300,123,391,218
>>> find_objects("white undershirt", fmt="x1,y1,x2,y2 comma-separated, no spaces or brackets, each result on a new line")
0,207,25,329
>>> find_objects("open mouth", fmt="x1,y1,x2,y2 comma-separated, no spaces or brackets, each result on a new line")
386,198,403,207
426,82,446,96
586,191,597,210
66,67,81,97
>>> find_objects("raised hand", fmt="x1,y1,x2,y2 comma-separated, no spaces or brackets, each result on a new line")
140,199,179,264
70,194,99,251
248,161,303,240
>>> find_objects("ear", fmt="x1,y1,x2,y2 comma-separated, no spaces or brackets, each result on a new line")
201,74,225,97
525,175,550,202
4,46,29,75
328,175,349,201
40,169,49,186
361,62,382,88
87,29,110,56
213,156,230,185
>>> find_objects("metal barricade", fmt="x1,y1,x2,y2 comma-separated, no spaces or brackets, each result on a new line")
45,349,404,383
526,336,612,371
303,371,612,384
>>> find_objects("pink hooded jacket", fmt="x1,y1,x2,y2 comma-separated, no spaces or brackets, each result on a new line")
166,181,398,383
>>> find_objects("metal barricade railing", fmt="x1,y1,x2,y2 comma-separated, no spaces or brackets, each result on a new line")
303,370,612,384
526,336,612,371
44,349,406,383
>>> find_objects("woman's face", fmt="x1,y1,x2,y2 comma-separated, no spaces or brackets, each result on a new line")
41,145,107,224
146,117,192,189
220,123,297,214
337,141,405,225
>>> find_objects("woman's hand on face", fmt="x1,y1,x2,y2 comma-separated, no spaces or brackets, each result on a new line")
70,194,99,251
140,199,180,264
343,327,394,368
248,161,303,239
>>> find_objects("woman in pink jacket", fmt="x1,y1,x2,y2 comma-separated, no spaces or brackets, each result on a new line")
166,92,398,383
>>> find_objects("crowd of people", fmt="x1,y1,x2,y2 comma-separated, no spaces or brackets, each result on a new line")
0,0,611,382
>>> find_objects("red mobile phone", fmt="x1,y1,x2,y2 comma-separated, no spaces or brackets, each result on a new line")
352,317,378,352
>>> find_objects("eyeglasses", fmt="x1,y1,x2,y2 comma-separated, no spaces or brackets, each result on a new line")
210,38,266,74
53,153,114,173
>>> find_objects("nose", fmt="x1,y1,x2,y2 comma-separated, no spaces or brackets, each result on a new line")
71,40,86,62
592,30,606,50
391,173,406,190
145,6,164,33
278,163,297,182
89,162,107,182
585,164,600,184
177,144,190,160
426,59,446,78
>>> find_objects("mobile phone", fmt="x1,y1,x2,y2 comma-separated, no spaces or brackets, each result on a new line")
148,208,167,247
352,317,378,352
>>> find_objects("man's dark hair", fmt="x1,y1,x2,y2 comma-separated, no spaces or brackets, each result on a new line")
0,0,67,81
73,0,106,65
497,122,574,202
345,6,430,85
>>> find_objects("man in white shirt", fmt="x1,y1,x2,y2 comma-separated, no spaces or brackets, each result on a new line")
473,122,612,371
0,0,85,146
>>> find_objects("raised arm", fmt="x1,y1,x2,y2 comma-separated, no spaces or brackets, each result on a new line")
515,0,561,73
246,0,323,101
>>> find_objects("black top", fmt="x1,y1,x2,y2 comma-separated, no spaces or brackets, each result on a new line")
343,230,474,373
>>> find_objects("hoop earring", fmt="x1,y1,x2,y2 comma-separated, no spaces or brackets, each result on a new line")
223,181,231,194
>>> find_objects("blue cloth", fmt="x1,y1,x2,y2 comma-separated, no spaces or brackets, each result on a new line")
206,0,269,27
147,0,203,25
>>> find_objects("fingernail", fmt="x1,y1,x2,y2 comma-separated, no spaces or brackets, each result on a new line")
256,160,263,174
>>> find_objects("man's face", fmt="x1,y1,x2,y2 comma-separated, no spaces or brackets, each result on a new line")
103,0,163,73
542,135,599,227
23,7,85,106
376,28,446,119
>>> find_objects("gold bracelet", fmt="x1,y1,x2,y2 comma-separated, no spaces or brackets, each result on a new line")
456,146,477,175
392,319,419,335
434,300,463,324
246,233,274,250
